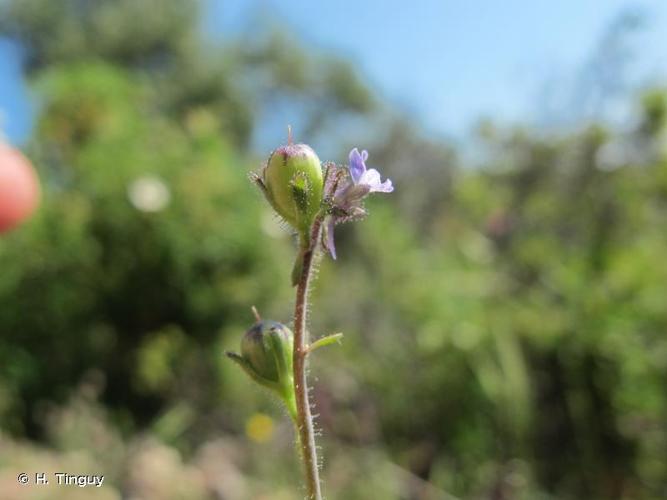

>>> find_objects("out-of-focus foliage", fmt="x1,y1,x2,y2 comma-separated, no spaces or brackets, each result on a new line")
0,60,290,437
326,120,667,499
1,1,667,499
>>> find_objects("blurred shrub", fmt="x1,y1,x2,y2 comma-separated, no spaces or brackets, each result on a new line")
0,61,288,436
312,112,667,498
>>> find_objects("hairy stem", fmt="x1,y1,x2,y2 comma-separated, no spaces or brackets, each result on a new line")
293,216,324,500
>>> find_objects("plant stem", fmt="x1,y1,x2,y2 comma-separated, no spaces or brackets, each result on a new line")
293,216,324,500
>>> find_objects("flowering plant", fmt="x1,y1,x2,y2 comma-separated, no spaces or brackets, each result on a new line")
227,131,393,499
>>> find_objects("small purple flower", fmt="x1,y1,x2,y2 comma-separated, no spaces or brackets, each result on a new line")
324,148,394,259
348,148,394,194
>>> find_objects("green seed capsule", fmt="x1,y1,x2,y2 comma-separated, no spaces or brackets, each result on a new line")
227,320,296,419
263,144,323,233
241,320,293,384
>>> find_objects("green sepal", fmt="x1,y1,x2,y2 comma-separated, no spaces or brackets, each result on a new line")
251,174,285,222
290,172,311,223
225,351,283,393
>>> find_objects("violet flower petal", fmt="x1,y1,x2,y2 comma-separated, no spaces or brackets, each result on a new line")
348,148,366,184
359,168,380,188
360,168,394,193
372,178,394,193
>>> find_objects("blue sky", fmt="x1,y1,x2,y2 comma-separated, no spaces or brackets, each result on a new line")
2,0,667,145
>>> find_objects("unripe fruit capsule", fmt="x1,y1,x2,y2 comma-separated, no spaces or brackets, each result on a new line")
241,320,294,384
264,144,323,232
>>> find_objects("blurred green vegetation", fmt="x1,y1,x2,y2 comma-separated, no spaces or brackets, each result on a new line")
1,1,667,499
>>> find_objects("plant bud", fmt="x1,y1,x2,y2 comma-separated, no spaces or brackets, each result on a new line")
241,320,293,384
263,144,323,233
227,320,296,418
